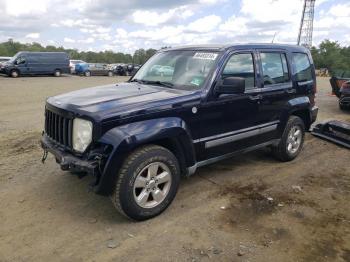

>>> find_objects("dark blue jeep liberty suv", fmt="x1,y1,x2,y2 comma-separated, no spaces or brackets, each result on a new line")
41,44,318,220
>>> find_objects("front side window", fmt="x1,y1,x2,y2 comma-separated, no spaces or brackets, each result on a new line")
16,57,26,65
132,50,219,90
260,52,290,85
292,53,312,81
222,53,255,90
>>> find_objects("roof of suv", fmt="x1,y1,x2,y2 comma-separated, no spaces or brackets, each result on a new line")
165,43,308,52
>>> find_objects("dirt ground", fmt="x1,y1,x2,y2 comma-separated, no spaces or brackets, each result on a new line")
0,76,349,262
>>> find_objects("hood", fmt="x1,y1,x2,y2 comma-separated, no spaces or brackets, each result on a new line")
1,61,11,66
47,82,196,119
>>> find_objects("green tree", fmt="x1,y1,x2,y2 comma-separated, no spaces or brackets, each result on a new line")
311,39,349,75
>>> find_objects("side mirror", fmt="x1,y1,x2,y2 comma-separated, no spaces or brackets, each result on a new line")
215,77,245,95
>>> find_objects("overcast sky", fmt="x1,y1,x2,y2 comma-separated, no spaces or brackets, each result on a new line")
0,0,349,53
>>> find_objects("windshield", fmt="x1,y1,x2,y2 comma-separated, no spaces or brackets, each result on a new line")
132,50,219,90
8,55,19,63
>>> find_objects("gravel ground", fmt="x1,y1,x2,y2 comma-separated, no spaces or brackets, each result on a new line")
0,75,349,262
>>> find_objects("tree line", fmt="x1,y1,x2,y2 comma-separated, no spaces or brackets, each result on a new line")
0,39,349,75
0,39,157,65
311,40,350,76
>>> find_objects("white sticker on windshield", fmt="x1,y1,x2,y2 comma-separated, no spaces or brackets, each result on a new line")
193,52,218,60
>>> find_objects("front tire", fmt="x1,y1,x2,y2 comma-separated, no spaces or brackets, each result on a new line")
272,116,305,162
10,70,19,78
111,145,180,221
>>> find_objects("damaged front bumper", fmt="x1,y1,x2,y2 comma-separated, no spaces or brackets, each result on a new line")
311,120,350,149
339,95,350,107
40,134,100,174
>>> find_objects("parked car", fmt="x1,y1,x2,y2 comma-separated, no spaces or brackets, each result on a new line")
329,70,350,97
111,63,127,76
69,59,86,74
75,63,114,76
339,80,350,110
41,44,318,221
126,64,141,76
0,52,69,77
0,56,11,63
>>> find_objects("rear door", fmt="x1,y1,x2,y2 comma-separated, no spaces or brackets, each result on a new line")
291,52,316,103
255,49,295,139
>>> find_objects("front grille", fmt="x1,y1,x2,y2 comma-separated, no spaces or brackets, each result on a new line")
45,109,73,149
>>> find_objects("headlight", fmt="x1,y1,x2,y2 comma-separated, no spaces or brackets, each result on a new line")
72,118,93,152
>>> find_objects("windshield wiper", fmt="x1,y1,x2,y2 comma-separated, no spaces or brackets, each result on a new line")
129,78,145,84
130,79,174,88
142,80,174,88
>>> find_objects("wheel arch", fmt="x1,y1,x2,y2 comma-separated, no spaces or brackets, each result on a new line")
290,109,311,130
94,117,196,195
9,68,20,77
280,96,313,132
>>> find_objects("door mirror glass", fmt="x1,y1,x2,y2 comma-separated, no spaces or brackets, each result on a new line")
215,77,245,95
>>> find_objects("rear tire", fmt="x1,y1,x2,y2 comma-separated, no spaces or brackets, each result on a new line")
84,71,91,77
10,70,19,78
111,145,180,221
54,69,61,77
272,116,305,162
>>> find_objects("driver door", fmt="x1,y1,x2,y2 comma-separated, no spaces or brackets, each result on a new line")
197,51,273,160
15,56,29,74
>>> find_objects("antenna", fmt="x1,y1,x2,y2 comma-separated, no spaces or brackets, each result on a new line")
271,32,277,43
297,0,316,49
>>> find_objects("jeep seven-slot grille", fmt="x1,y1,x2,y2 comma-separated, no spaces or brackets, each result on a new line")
45,109,73,148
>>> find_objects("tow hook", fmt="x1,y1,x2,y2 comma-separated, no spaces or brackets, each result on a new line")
41,148,48,163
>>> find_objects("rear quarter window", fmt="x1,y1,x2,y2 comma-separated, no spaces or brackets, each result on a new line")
292,53,313,81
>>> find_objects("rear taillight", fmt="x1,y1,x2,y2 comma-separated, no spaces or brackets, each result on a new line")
310,81,317,106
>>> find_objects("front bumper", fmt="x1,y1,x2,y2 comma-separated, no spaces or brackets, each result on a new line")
41,134,98,174
0,67,7,74
339,95,350,107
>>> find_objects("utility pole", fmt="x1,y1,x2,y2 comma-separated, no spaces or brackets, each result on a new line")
297,0,316,49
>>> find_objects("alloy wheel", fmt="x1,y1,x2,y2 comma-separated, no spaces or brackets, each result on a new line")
287,126,302,154
133,162,172,208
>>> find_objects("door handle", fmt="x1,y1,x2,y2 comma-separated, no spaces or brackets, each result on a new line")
249,94,262,100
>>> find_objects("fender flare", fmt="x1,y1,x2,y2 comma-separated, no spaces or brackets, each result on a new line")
279,96,312,133
94,117,196,195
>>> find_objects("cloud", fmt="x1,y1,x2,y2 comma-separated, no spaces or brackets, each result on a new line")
25,33,40,39
5,0,47,16
0,0,349,52
329,3,350,17
132,6,194,26
79,37,95,44
64,37,75,43
241,0,302,23
187,15,222,33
